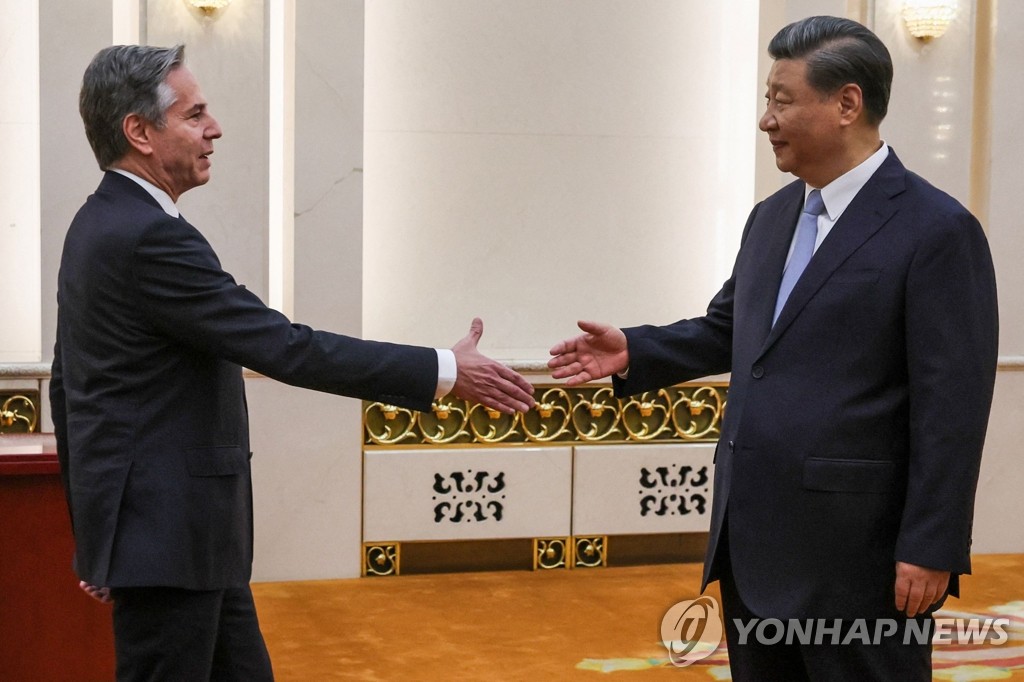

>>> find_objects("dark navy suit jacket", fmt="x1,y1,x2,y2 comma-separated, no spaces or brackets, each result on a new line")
616,150,998,619
51,171,437,590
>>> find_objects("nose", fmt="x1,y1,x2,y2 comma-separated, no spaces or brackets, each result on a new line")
207,116,223,139
759,109,775,132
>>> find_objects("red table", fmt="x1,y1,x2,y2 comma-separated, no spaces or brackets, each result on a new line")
0,434,115,681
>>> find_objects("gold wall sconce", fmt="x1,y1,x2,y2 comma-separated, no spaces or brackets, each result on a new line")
901,0,958,40
188,0,232,16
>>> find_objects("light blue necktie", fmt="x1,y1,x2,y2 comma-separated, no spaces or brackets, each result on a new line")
773,189,825,325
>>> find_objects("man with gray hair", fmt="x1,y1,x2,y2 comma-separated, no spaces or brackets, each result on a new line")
550,15,997,680
53,44,534,680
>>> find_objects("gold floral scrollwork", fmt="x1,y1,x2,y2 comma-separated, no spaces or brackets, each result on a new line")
363,403,419,445
419,398,471,444
468,403,520,443
521,388,573,443
574,536,607,568
363,383,726,447
622,389,673,441
670,386,724,440
0,394,38,433
534,537,569,570
363,543,400,577
571,387,622,441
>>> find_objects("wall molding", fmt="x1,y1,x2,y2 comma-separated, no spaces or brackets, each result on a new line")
6,358,1024,379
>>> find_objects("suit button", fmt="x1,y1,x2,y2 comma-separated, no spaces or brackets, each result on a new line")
728,440,735,452
752,365,764,379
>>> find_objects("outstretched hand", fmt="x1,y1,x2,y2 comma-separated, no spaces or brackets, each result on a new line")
548,320,629,386
452,318,535,413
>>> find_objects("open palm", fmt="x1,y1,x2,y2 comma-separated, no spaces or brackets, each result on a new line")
548,320,629,386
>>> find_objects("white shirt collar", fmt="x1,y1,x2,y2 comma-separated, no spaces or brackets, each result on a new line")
111,168,180,218
810,142,889,222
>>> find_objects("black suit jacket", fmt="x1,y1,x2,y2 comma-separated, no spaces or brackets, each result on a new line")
51,171,437,590
616,150,998,619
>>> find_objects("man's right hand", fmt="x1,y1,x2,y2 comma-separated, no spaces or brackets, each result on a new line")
451,318,535,414
548,320,629,386
79,581,112,604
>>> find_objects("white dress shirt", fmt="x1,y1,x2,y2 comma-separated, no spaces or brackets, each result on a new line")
784,142,890,267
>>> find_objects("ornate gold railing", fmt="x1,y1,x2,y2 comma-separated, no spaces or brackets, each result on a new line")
0,392,38,434
364,383,726,447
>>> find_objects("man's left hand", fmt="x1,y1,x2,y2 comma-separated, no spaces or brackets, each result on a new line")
895,561,949,617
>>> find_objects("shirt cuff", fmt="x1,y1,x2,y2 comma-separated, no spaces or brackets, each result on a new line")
434,348,457,398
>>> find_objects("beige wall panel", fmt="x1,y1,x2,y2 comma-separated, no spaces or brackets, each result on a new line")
246,377,365,582
974,371,1024,552
145,0,270,300
39,0,112,363
873,0,976,207
988,0,1024,355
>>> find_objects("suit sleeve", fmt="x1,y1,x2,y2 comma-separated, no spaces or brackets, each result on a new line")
129,216,438,411
49,324,75,529
613,282,734,397
896,210,998,574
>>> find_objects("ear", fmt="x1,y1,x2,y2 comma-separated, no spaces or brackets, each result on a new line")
122,113,155,156
836,83,864,127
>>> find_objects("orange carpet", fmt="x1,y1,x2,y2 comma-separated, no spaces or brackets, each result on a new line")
253,554,1024,680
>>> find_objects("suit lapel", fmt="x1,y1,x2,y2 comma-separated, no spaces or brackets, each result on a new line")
748,184,804,343
759,152,909,354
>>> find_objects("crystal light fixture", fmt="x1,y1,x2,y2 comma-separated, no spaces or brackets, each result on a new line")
188,0,232,16
901,0,958,40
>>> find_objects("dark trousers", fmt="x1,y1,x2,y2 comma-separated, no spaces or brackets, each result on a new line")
111,585,274,682
717,520,932,681
719,569,932,681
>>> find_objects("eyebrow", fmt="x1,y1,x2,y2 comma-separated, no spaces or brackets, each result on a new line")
182,103,207,116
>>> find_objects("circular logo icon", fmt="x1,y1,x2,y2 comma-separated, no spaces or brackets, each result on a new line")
660,596,724,667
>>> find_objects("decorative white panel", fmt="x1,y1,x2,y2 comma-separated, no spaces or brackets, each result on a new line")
572,443,714,535
363,447,572,542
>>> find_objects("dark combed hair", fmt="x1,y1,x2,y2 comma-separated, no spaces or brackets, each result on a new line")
768,16,893,125
79,44,185,170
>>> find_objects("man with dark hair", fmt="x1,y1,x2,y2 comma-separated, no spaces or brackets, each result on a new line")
53,44,535,680
550,15,997,680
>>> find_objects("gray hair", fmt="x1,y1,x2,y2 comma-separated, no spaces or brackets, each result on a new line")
768,16,892,125
79,44,185,170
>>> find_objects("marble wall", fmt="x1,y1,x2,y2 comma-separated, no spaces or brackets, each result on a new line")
0,0,41,361
363,0,760,358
